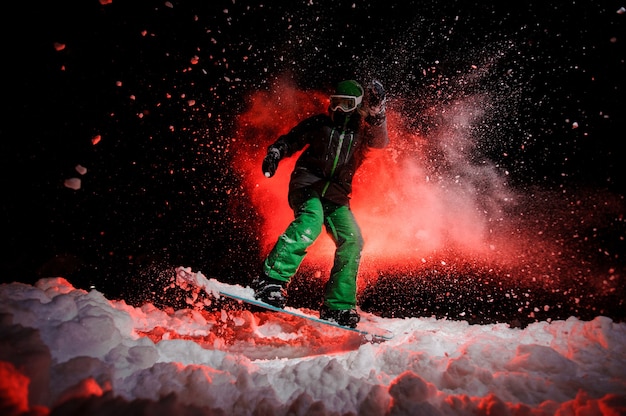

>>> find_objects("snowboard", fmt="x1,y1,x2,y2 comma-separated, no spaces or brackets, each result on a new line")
175,266,393,342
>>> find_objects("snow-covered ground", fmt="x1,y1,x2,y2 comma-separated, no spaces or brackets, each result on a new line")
1,272,625,415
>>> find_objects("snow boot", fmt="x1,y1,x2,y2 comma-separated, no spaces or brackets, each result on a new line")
319,305,360,328
253,275,288,308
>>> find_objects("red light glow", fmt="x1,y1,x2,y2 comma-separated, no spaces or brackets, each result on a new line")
233,80,525,280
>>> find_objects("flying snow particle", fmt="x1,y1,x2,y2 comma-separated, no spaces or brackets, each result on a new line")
64,178,81,190
617,7,626,14
75,165,87,175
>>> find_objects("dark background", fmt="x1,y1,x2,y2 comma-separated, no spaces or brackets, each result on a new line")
3,0,624,326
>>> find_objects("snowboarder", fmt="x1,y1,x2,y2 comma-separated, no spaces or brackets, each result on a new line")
253,79,389,328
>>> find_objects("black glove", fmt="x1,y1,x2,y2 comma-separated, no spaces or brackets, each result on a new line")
365,80,386,126
262,147,281,178
366,79,386,116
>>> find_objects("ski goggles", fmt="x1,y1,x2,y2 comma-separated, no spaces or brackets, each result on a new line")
329,94,362,112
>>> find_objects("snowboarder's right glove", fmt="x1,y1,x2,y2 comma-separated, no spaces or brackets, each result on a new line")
262,146,281,178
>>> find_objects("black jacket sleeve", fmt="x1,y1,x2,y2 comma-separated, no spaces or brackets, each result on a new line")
363,116,389,149
268,115,326,157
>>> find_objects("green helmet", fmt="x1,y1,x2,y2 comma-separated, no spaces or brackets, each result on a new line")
330,80,364,113
335,80,364,98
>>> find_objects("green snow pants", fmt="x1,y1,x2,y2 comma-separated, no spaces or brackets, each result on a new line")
263,190,364,310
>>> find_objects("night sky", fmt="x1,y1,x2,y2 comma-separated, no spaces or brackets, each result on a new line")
3,0,624,327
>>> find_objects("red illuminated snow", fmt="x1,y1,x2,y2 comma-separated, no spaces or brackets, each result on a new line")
0,277,624,415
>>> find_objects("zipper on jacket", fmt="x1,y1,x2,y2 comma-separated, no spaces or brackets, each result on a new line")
344,133,354,163
322,125,347,197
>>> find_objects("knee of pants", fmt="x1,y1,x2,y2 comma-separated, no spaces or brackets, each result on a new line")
293,213,324,241
341,232,364,252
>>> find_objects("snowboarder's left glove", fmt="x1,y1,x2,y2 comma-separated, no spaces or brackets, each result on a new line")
262,146,281,178
365,79,386,126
